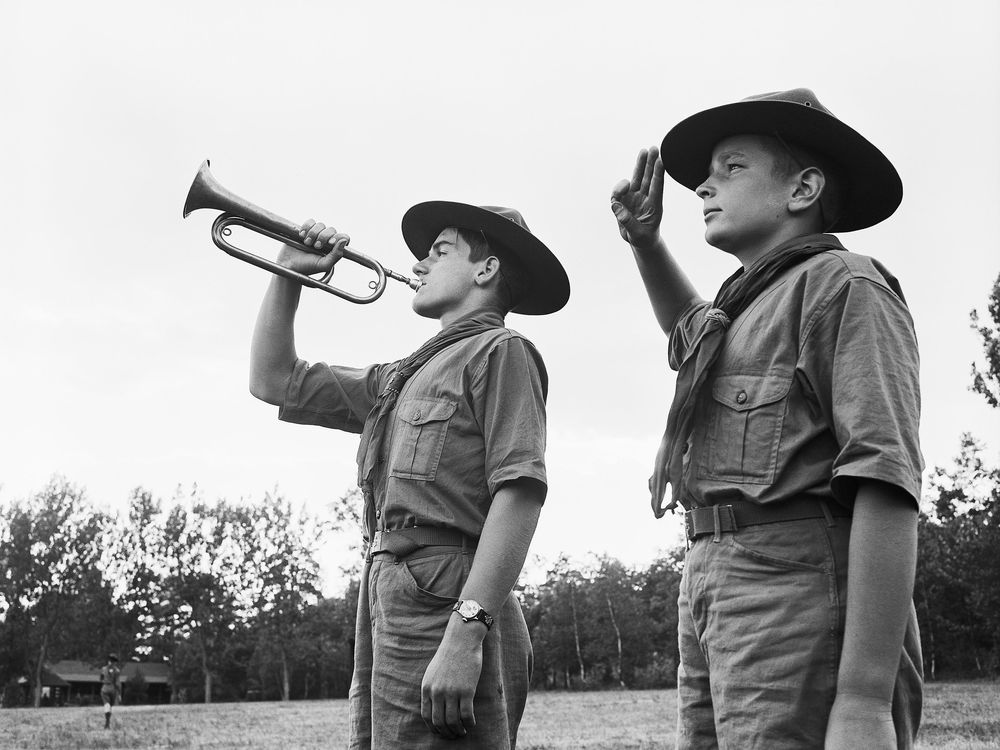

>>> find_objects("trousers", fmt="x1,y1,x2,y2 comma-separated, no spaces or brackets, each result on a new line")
349,550,532,749
676,515,923,749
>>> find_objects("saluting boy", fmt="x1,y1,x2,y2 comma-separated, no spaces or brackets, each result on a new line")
249,201,568,749
611,89,923,749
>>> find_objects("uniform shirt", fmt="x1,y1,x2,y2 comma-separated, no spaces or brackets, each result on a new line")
278,325,548,538
100,664,120,688
669,236,923,509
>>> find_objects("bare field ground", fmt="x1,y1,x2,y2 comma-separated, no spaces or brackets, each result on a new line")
0,681,996,749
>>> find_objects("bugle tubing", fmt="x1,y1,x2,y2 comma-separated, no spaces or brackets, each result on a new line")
183,160,420,303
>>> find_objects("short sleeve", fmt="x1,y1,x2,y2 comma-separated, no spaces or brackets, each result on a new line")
802,278,923,505
472,337,549,499
278,358,394,433
668,299,711,371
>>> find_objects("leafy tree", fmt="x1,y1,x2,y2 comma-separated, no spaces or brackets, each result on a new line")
970,271,1000,407
0,477,109,706
245,492,329,701
634,549,684,688
100,488,170,662
156,490,258,703
916,434,1000,678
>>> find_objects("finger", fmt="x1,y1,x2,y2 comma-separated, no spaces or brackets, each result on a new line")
445,694,466,738
649,469,668,519
460,693,477,733
324,234,350,264
314,224,341,250
420,682,433,729
650,481,665,518
610,178,631,200
297,219,317,239
629,149,649,192
611,198,632,225
303,222,327,247
650,156,665,205
432,692,456,740
639,148,656,195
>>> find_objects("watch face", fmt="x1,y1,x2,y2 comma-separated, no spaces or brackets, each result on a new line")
458,600,480,618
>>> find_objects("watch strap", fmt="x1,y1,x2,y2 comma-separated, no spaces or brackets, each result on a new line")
453,600,494,630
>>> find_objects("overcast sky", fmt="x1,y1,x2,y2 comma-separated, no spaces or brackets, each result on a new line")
3,1,999,593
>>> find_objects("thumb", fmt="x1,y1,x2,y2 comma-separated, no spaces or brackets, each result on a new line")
611,198,632,224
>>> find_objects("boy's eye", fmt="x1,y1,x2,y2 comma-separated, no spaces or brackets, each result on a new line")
726,162,743,173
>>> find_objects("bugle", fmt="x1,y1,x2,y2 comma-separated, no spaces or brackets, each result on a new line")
183,160,420,303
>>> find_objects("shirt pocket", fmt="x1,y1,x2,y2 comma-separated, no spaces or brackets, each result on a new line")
700,373,791,484
388,397,458,481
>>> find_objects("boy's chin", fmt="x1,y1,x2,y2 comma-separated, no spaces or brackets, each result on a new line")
411,298,439,320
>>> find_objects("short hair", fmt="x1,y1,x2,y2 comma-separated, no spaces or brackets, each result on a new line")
767,134,845,232
457,228,532,313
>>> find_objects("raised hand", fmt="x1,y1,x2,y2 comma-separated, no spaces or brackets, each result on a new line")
275,219,348,277
611,147,665,251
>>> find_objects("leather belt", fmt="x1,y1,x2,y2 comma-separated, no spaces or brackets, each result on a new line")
685,498,851,543
366,526,477,561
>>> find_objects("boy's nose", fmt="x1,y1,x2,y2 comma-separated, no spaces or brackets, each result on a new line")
695,178,715,199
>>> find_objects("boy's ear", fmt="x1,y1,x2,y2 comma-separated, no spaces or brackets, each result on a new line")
474,255,503,287
788,167,826,216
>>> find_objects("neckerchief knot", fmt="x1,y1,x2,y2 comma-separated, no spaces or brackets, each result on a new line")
705,308,731,329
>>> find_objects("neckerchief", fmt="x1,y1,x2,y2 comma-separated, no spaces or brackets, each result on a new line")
663,234,846,509
357,308,505,538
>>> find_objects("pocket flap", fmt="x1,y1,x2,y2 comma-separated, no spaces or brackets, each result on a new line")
711,374,790,412
397,398,457,426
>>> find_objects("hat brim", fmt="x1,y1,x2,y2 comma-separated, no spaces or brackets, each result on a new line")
660,100,902,232
401,201,570,315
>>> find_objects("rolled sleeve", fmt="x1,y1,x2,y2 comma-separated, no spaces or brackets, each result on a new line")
669,299,712,371
278,358,391,434
804,279,924,506
474,337,549,500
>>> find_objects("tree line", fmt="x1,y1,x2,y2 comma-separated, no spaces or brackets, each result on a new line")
0,484,359,706
2,273,998,705
1,445,996,708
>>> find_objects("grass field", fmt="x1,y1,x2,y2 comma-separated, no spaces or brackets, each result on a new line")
0,681,996,749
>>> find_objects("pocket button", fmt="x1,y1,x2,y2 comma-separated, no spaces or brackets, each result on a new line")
736,391,748,404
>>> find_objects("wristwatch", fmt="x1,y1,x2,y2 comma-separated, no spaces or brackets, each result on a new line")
453,600,494,630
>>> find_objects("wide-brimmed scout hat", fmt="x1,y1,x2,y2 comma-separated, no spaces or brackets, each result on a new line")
401,201,570,315
659,87,902,232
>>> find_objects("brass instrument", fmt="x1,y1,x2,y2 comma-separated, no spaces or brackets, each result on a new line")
183,160,420,303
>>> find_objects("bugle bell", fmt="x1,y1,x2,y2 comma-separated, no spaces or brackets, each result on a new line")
183,160,420,303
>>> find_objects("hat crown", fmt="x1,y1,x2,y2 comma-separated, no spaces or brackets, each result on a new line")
740,87,835,118
478,205,530,233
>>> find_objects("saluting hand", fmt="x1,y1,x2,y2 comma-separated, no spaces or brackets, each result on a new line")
275,219,349,276
611,147,665,251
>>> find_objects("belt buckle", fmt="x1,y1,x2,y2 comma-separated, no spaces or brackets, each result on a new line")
684,510,694,542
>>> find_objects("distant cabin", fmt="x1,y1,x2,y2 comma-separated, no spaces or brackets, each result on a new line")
20,660,171,706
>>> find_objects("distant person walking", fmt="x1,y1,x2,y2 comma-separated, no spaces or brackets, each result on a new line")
99,654,121,729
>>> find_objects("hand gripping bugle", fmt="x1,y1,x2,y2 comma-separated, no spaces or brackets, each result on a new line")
183,160,421,303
